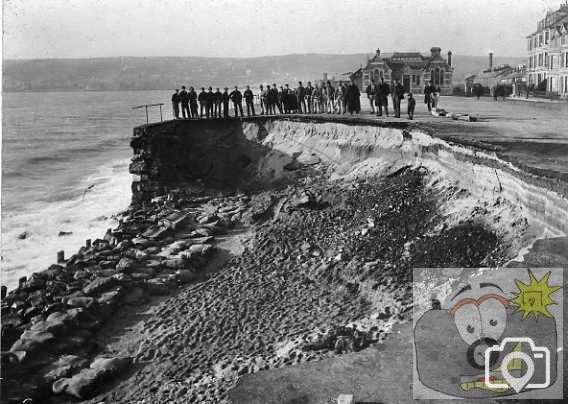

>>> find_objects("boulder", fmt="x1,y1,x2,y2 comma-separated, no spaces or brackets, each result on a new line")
66,297,98,311
82,277,116,296
163,258,187,269
116,257,136,272
11,329,55,353
189,243,212,256
43,354,89,383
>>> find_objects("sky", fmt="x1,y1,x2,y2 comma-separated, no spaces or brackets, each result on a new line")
2,0,565,59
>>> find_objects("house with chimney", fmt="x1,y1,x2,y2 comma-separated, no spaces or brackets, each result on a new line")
350,47,454,94
465,52,525,96
525,2,568,97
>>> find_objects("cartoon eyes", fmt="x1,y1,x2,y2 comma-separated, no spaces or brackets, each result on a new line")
452,295,508,344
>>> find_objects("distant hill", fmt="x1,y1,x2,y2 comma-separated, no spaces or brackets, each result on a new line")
3,54,526,92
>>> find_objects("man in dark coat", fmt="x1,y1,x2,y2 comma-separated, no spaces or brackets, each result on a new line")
179,86,190,119
407,93,416,120
198,88,207,118
424,81,436,111
305,82,314,113
188,87,198,118
345,79,361,114
206,87,215,118
375,78,390,117
391,79,404,118
229,86,243,117
171,89,180,119
214,88,222,117
297,81,306,113
366,81,376,114
243,85,255,116
221,87,230,117
272,84,282,114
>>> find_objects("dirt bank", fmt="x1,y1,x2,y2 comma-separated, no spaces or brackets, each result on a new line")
2,117,566,403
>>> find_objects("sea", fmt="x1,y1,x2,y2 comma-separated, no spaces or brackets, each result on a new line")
1,90,172,290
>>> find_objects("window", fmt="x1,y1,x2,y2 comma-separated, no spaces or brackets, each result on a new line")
539,34,543,47
545,30,549,44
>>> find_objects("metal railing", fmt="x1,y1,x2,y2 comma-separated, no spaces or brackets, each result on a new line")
132,103,164,124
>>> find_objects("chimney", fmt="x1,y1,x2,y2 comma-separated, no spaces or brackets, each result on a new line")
489,52,494,71
430,47,441,58
447,51,452,67
376,48,381,58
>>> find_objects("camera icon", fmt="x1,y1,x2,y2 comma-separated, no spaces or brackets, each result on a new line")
484,337,550,393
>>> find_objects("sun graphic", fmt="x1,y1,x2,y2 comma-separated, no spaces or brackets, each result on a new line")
510,270,561,320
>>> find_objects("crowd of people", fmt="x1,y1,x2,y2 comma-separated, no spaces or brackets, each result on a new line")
170,79,442,121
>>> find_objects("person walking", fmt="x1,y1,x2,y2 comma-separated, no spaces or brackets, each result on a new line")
407,93,416,120
171,89,180,119
297,81,306,114
221,87,230,117
345,79,361,115
229,86,244,117
305,81,314,113
391,79,404,118
366,80,376,114
376,78,390,117
243,85,255,116
189,87,198,118
179,86,190,119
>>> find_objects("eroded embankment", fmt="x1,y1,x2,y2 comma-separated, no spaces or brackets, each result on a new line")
2,118,566,403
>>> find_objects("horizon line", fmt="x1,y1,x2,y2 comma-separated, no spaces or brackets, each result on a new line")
3,52,527,62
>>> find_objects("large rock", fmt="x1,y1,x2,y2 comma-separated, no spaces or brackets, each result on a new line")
82,277,116,296
116,257,136,272
52,356,131,399
66,296,98,311
43,355,89,384
10,329,55,353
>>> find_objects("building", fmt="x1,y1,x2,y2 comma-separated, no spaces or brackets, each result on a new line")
465,53,527,96
526,2,568,97
351,47,454,94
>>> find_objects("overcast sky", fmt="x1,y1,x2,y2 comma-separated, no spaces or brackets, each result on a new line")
2,0,564,59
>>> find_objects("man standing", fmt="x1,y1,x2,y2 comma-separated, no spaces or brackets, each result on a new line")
243,85,255,116
424,81,436,112
345,79,361,115
407,93,416,120
391,79,404,118
179,86,190,119
305,81,314,113
297,81,306,114
274,84,283,114
376,78,390,117
171,89,180,119
260,84,267,115
222,87,230,117
189,87,198,118
206,87,215,118
214,88,222,118
229,86,243,117
366,80,376,114
198,88,207,118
